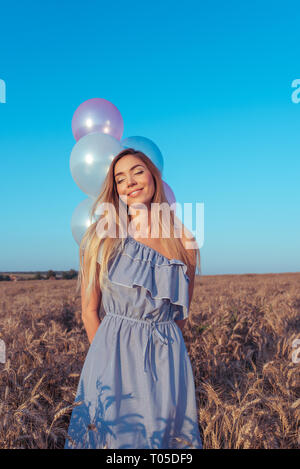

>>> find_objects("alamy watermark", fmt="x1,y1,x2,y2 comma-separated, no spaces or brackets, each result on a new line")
292,338,300,364
94,199,205,249
0,79,6,103
0,339,5,363
291,79,300,103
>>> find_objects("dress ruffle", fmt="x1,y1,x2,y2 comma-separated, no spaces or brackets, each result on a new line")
104,236,190,319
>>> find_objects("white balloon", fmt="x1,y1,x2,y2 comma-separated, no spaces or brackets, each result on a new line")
70,132,124,197
71,197,98,246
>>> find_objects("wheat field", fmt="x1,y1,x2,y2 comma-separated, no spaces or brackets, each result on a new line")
0,273,299,449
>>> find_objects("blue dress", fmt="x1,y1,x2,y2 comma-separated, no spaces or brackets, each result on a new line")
64,235,202,449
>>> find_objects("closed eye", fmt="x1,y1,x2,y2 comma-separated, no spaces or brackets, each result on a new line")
117,170,144,184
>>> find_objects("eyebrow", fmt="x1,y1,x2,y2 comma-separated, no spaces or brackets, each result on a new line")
114,164,145,178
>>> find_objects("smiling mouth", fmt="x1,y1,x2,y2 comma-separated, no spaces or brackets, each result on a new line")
128,188,144,196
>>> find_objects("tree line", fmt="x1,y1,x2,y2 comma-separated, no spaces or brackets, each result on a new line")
0,270,78,281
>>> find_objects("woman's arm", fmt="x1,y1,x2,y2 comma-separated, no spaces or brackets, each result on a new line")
174,232,197,334
81,263,102,345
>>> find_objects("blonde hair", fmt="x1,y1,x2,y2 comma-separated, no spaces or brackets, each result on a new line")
77,148,201,312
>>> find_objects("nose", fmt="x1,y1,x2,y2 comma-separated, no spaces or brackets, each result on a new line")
127,175,138,188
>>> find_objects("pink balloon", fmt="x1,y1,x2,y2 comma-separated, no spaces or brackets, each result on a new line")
72,98,124,141
163,180,176,207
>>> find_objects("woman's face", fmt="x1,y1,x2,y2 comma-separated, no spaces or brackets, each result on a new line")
114,154,155,209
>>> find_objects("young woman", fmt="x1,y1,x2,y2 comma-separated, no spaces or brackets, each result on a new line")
64,148,202,449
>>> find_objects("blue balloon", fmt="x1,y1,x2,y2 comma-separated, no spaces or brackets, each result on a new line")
121,136,164,174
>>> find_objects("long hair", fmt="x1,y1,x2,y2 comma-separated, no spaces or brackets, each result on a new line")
77,147,201,312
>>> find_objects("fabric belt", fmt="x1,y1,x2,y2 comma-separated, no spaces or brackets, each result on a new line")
105,312,174,382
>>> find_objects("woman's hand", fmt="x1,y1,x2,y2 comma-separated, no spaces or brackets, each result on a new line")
174,318,188,334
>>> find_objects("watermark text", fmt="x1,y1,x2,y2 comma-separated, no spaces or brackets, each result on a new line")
291,79,300,103
0,79,6,103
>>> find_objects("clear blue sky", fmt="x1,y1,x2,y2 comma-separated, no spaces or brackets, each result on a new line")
0,0,299,275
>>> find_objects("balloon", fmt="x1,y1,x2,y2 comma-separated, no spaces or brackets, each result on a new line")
163,180,176,209
71,197,98,246
70,132,124,198
121,136,164,174
72,98,124,141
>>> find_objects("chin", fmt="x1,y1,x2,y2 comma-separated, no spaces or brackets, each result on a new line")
129,200,147,208
129,194,148,204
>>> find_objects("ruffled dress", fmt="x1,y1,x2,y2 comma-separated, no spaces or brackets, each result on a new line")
64,235,202,449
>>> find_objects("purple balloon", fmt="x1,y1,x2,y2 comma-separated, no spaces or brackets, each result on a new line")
163,180,176,208
72,98,124,142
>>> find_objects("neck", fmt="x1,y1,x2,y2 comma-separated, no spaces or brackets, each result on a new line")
129,207,152,238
